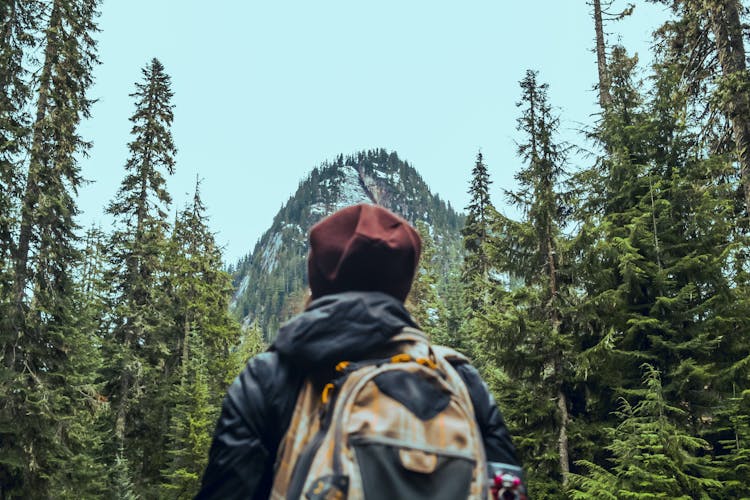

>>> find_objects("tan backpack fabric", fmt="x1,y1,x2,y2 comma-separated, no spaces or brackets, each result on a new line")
270,327,487,500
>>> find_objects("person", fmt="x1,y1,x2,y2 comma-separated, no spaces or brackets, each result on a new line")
196,203,521,499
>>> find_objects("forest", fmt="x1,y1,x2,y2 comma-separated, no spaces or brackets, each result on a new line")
1,0,750,499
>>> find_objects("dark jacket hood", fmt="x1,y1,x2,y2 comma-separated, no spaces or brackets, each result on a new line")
272,291,417,371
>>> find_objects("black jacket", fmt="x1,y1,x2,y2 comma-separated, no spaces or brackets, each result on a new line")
197,292,519,499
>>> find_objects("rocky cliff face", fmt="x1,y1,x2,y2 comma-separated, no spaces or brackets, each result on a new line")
231,148,463,338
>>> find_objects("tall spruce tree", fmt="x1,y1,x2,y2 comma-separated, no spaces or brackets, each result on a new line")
573,43,750,491
478,70,576,498
0,1,39,492
458,151,495,354
161,179,246,496
12,0,99,313
0,0,37,301
462,150,493,290
571,45,646,407
1,0,101,496
104,57,177,493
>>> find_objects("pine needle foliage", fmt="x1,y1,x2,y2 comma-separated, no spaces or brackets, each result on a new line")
476,70,577,498
1,1,102,496
103,56,177,492
570,365,721,499
407,220,449,343
159,179,244,496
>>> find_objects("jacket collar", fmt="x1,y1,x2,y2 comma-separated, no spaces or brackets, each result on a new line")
272,291,417,371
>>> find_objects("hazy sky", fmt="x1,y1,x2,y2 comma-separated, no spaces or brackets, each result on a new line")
77,1,669,262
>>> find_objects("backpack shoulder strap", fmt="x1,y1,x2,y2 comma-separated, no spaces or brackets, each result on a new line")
390,326,428,343
432,344,471,365
392,330,477,419
395,327,472,365
272,379,321,498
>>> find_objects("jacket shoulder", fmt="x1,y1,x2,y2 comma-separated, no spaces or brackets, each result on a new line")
197,351,303,500
227,350,301,446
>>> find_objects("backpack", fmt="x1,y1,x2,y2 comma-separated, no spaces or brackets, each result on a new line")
270,327,488,500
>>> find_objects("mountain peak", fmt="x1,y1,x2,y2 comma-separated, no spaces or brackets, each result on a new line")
231,149,463,337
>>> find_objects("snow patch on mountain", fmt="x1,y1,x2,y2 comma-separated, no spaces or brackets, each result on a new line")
231,275,250,309
334,165,373,209
283,223,304,243
310,202,327,216
259,232,283,272
372,168,400,186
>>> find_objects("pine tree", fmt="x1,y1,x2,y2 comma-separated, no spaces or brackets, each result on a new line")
161,327,213,499
49,227,110,498
12,0,99,313
591,0,611,109
715,385,750,498
462,150,492,292
164,178,242,398
406,220,448,343
571,45,647,412
0,1,40,493
161,179,244,496
0,0,37,299
573,42,750,492
478,70,576,497
570,365,721,499
112,447,138,500
230,322,266,376
457,151,495,355
1,1,101,496
104,57,177,492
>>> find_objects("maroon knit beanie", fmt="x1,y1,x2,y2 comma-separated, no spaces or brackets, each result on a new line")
307,204,422,301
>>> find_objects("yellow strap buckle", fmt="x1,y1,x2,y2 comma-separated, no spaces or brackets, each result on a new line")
321,383,335,404
417,357,438,370
335,361,350,372
391,353,412,363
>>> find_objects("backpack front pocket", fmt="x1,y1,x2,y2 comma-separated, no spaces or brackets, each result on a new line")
351,437,474,500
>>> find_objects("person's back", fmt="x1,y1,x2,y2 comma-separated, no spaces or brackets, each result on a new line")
196,204,522,499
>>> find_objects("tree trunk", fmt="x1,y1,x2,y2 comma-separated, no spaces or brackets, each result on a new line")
1,0,22,372
115,137,153,443
182,314,190,382
549,245,570,486
707,0,750,213
12,0,58,311
547,199,569,484
557,388,570,486
114,361,129,443
593,0,611,108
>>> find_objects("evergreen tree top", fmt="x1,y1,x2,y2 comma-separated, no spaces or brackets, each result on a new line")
464,150,493,232
107,57,176,224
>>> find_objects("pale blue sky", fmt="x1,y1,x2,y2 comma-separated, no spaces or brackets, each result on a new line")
78,1,669,262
